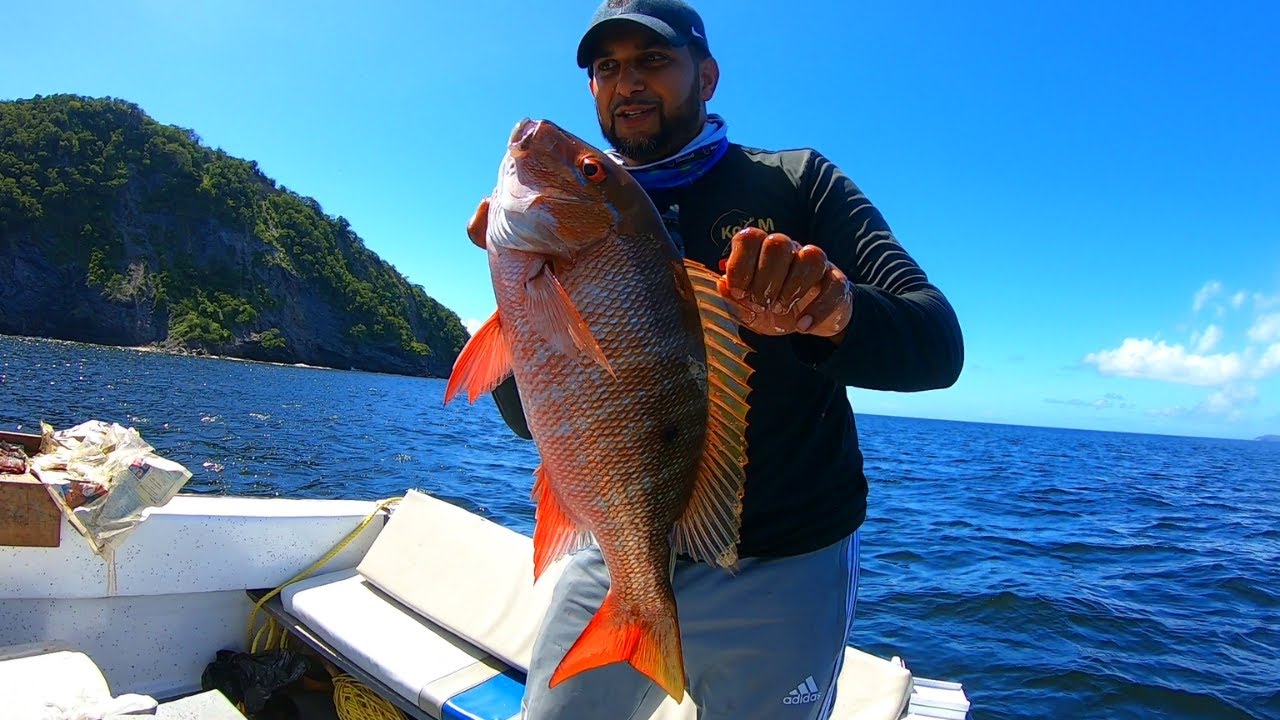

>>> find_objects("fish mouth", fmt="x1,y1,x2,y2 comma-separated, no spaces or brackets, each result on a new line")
500,120,595,207
509,118,554,158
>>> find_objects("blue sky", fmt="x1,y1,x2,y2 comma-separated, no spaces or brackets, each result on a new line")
3,0,1277,440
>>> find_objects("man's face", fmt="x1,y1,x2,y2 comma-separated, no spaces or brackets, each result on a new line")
586,24,718,165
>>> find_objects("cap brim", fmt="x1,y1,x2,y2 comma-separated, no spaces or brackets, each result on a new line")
576,14,686,68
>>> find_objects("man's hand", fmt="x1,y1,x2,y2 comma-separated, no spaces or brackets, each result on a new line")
716,227,853,340
467,197,490,249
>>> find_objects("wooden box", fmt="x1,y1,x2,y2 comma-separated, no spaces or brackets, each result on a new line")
0,430,61,548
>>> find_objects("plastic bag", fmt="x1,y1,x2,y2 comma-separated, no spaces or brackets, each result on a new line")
200,649,313,716
29,420,191,555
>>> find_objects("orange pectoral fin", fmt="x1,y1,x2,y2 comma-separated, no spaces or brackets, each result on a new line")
525,262,615,377
443,311,513,405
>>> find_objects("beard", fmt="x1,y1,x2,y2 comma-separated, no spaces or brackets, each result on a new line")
600,75,704,165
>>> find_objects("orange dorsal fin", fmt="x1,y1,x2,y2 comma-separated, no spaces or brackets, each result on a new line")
549,590,686,701
531,463,594,582
672,258,754,571
443,311,513,405
525,262,615,378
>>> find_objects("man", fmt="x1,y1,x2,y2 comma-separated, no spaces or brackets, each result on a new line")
478,1,964,717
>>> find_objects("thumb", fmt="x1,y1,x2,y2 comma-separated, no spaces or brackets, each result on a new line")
716,276,757,326
466,198,490,249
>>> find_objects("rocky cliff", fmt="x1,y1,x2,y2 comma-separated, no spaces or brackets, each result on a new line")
0,94,467,376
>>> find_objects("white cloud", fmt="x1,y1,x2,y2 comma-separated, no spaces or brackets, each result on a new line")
1253,343,1280,380
463,317,484,335
1247,313,1280,344
1146,385,1258,421
1083,338,1244,386
1086,281,1280,423
1192,324,1223,353
1255,293,1280,311
1193,280,1222,313
1045,393,1131,410
1199,384,1259,419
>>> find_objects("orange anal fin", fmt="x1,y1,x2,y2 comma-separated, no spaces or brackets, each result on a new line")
525,262,615,378
672,258,755,571
531,464,593,582
548,591,687,702
443,311,512,406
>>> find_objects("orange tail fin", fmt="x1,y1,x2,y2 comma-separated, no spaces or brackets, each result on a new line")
548,591,686,701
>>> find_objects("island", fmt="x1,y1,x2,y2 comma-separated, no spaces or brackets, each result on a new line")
0,94,468,377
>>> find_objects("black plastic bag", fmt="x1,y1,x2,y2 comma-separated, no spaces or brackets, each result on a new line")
201,648,313,715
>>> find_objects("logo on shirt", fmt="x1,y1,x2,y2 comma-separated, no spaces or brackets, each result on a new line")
782,676,823,705
712,209,777,243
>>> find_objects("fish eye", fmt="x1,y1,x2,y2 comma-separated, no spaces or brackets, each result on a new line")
580,157,606,183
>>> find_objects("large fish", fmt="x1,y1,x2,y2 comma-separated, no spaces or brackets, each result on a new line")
443,118,753,702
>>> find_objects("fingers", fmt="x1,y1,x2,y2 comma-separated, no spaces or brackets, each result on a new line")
720,227,853,338
750,234,799,310
721,227,765,301
795,265,853,336
466,197,490,249
775,245,827,314
724,228,805,309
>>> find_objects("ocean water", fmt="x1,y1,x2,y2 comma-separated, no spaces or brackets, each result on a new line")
1,334,1277,720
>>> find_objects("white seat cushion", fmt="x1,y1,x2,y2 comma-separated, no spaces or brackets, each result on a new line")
0,647,114,719
830,647,913,720
283,568,523,718
354,490,700,718
356,489,569,673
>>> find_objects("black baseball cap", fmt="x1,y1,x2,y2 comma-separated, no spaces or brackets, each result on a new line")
576,0,709,69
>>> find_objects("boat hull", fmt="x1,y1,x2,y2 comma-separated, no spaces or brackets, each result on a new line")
0,495,384,698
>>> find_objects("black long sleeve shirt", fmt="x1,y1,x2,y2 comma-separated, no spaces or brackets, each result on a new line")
491,143,963,558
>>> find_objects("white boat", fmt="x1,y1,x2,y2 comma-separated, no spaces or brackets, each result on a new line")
0,434,972,720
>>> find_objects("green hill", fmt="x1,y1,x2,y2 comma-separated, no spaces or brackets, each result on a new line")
0,94,467,376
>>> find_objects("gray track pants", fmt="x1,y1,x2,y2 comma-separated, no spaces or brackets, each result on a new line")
521,531,861,719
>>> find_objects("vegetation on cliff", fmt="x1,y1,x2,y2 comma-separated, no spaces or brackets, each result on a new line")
0,94,467,376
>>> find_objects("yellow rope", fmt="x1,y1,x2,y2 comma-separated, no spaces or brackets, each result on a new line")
333,674,406,720
247,496,401,653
